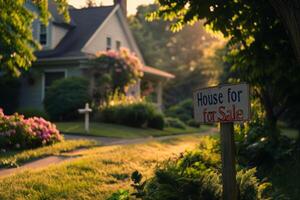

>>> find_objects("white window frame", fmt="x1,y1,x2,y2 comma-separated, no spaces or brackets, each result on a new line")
41,69,68,100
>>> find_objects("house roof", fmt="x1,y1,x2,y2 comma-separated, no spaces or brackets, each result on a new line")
36,6,115,59
142,66,175,79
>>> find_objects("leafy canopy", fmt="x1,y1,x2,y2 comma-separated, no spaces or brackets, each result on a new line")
0,0,69,76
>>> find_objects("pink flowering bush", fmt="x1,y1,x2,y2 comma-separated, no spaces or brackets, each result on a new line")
90,48,144,101
0,108,62,150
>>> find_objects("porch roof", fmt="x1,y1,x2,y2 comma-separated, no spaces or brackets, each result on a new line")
142,66,175,79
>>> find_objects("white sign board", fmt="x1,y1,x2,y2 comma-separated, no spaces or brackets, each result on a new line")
193,83,250,123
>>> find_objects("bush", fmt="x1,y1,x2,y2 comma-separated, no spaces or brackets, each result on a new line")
148,113,165,130
164,117,186,129
44,77,91,121
129,137,275,200
166,99,193,123
17,107,49,120
187,119,201,128
0,108,62,150
99,102,164,129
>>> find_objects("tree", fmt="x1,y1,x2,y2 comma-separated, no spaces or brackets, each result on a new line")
269,0,300,64
151,0,300,139
129,4,225,106
0,0,69,77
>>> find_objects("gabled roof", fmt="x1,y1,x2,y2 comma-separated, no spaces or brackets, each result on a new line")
36,6,115,59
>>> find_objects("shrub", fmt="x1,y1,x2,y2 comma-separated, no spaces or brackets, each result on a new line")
44,77,91,121
166,99,193,123
107,190,130,200
0,109,62,150
129,137,275,200
164,117,186,129
99,102,164,129
17,107,49,120
148,113,165,130
187,119,201,128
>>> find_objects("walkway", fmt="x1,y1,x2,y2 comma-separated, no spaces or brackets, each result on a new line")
0,128,216,178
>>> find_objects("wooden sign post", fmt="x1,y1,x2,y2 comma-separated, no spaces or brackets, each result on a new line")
193,83,250,200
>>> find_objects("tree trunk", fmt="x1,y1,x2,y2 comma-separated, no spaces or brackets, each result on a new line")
269,0,300,63
261,89,279,141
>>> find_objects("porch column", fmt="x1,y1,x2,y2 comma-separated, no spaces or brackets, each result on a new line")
156,81,163,109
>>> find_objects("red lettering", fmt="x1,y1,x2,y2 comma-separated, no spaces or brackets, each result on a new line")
218,106,226,121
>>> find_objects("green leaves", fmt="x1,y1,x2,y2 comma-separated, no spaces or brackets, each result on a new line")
0,0,69,76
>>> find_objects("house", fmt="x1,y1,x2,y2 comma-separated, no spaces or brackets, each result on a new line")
20,0,174,110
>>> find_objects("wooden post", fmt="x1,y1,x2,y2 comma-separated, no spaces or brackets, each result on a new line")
220,122,237,200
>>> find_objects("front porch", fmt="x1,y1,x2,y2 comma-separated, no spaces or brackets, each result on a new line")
141,66,175,110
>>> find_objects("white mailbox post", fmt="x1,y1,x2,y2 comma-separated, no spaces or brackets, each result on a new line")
78,103,92,133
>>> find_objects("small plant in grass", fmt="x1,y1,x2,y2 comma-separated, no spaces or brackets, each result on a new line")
164,117,186,129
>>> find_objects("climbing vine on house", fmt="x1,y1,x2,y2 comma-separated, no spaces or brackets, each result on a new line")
90,48,144,102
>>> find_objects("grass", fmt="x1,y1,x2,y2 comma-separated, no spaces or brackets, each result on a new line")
0,135,204,200
281,128,299,139
0,140,98,168
56,122,213,138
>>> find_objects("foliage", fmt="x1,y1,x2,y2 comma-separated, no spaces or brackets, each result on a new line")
164,117,186,129
0,108,62,150
90,48,143,102
235,101,297,167
187,119,201,128
165,99,193,123
0,0,69,76
0,140,97,168
148,112,165,130
99,102,163,129
107,190,130,200
44,77,91,121
97,91,164,129
129,137,274,200
0,75,20,114
129,4,224,106
151,0,300,137
17,107,49,120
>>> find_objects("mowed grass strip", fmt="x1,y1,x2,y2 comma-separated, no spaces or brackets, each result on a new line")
0,140,98,168
56,121,211,138
0,135,204,200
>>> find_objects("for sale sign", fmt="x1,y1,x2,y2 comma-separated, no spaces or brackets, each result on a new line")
193,83,250,123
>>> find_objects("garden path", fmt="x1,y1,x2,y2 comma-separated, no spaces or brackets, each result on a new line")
0,128,217,178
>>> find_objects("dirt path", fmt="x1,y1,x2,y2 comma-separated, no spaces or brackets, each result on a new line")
0,128,217,178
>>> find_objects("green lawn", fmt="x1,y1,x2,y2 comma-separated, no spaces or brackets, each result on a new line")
0,135,203,200
56,122,213,138
0,140,98,168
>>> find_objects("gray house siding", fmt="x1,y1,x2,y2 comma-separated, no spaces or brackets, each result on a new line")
19,62,86,110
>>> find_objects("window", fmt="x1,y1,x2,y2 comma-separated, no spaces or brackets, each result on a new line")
43,71,65,98
39,24,47,45
116,40,121,50
106,37,112,50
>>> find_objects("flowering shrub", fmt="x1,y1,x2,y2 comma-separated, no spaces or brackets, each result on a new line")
0,108,62,150
90,48,144,101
